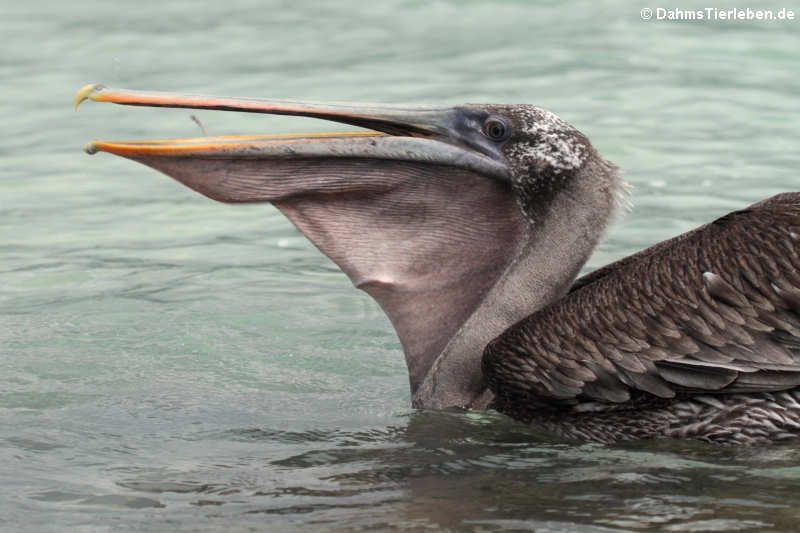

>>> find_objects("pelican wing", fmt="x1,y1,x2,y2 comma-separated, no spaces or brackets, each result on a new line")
483,193,800,408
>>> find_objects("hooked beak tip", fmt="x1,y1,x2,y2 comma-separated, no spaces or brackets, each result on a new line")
74,83,105,111
83,141,99,155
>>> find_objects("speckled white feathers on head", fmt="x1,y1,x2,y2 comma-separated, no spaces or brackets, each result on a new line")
502,104,631,225
506,106,590,175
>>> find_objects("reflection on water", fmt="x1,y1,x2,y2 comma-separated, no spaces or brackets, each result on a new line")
3,0,800,530
12,411,800,531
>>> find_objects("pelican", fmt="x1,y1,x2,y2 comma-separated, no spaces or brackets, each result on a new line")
76,84,800,444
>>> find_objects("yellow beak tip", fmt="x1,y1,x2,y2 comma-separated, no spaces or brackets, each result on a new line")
74,83,105,111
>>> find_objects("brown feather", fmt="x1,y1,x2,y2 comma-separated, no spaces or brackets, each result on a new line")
483,194,800,412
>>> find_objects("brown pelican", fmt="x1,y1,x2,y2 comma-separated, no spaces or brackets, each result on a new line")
75,84,800,444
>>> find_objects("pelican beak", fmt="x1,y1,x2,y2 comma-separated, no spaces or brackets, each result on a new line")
75,84,525,402
74,84,509,185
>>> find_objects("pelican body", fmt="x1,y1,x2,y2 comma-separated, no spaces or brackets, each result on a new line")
76,84,800,444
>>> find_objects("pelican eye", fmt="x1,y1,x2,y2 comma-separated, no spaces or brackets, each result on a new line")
482,116,511,142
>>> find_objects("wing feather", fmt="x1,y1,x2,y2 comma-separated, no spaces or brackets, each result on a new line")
483,193,800,409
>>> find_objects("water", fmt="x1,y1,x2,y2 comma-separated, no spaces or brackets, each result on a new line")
3,0,800,530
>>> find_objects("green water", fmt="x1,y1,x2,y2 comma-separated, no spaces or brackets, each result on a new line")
3,0,800,530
